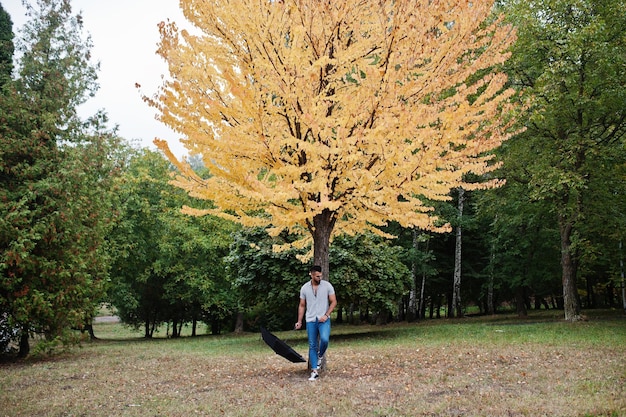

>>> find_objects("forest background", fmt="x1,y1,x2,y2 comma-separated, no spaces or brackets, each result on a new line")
0,0,625,359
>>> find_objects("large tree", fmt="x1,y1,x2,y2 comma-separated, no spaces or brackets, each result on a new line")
0,0,112,356
108,150,180,338
499,0,626,321
150,0,519,275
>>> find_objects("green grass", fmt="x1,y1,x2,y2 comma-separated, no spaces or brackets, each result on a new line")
1,310,625,417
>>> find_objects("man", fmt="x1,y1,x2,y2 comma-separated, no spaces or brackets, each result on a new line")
295,265,337,381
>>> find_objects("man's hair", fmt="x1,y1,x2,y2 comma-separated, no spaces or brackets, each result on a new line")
310,265,322,273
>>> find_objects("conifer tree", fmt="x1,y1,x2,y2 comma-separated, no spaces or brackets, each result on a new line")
0,0,115,356
0,3,14,87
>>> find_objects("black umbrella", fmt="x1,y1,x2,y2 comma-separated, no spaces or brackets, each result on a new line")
260,327,306,363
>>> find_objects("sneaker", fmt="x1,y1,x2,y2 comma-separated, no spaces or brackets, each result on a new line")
318,354,326,370
308,370,319,381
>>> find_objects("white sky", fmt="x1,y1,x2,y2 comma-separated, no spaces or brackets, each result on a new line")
3,0,189,158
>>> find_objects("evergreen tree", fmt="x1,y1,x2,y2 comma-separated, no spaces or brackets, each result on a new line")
0,3,14,86
0,0,116,357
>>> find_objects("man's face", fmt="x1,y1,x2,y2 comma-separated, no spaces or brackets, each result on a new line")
310,271,322,284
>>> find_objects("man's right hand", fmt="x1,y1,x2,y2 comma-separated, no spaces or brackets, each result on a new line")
294,321,302,330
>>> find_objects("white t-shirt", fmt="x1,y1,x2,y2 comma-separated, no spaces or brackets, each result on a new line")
300,280,335,322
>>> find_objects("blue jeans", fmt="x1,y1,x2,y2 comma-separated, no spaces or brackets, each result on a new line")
306,318,331,370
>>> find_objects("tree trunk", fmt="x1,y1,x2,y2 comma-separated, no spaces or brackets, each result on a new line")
84,323,97,340
234,312,244,334
336,306,343,323
418,269,426,320
408,229,419,320
171,319,180,338
417,236,429,320
310,209,337,280
487,231,496,315
559,217,582,321
451,188,464,318
619,240,626,312
398,298,406,321
515,286,528,317
150,320,157,338
18,324,30,358
586,276,596,309
211,317,220,335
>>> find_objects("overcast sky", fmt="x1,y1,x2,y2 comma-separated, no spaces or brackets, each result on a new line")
3,0,189,158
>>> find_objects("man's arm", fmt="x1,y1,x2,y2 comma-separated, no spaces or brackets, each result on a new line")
295,298,306,329
326,293,337,318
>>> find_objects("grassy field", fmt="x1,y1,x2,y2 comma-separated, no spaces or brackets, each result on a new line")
1,310,625,417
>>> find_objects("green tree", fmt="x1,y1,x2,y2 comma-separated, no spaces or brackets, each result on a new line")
0,0,113,357
573,152,626,308
476,181,562,315
500,0,626,320
0,3,14,86
108,150,237,337
16,0,98,134
156,186,239,336
330,233,411,325
228,227,308,331
108,150,176,337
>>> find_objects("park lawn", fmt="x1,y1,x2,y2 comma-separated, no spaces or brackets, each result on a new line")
1,310,624,417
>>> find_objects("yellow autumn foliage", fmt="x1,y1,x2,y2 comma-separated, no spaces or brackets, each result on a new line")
148,0,519,259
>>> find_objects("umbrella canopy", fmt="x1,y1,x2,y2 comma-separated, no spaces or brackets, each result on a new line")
260,327,306,363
